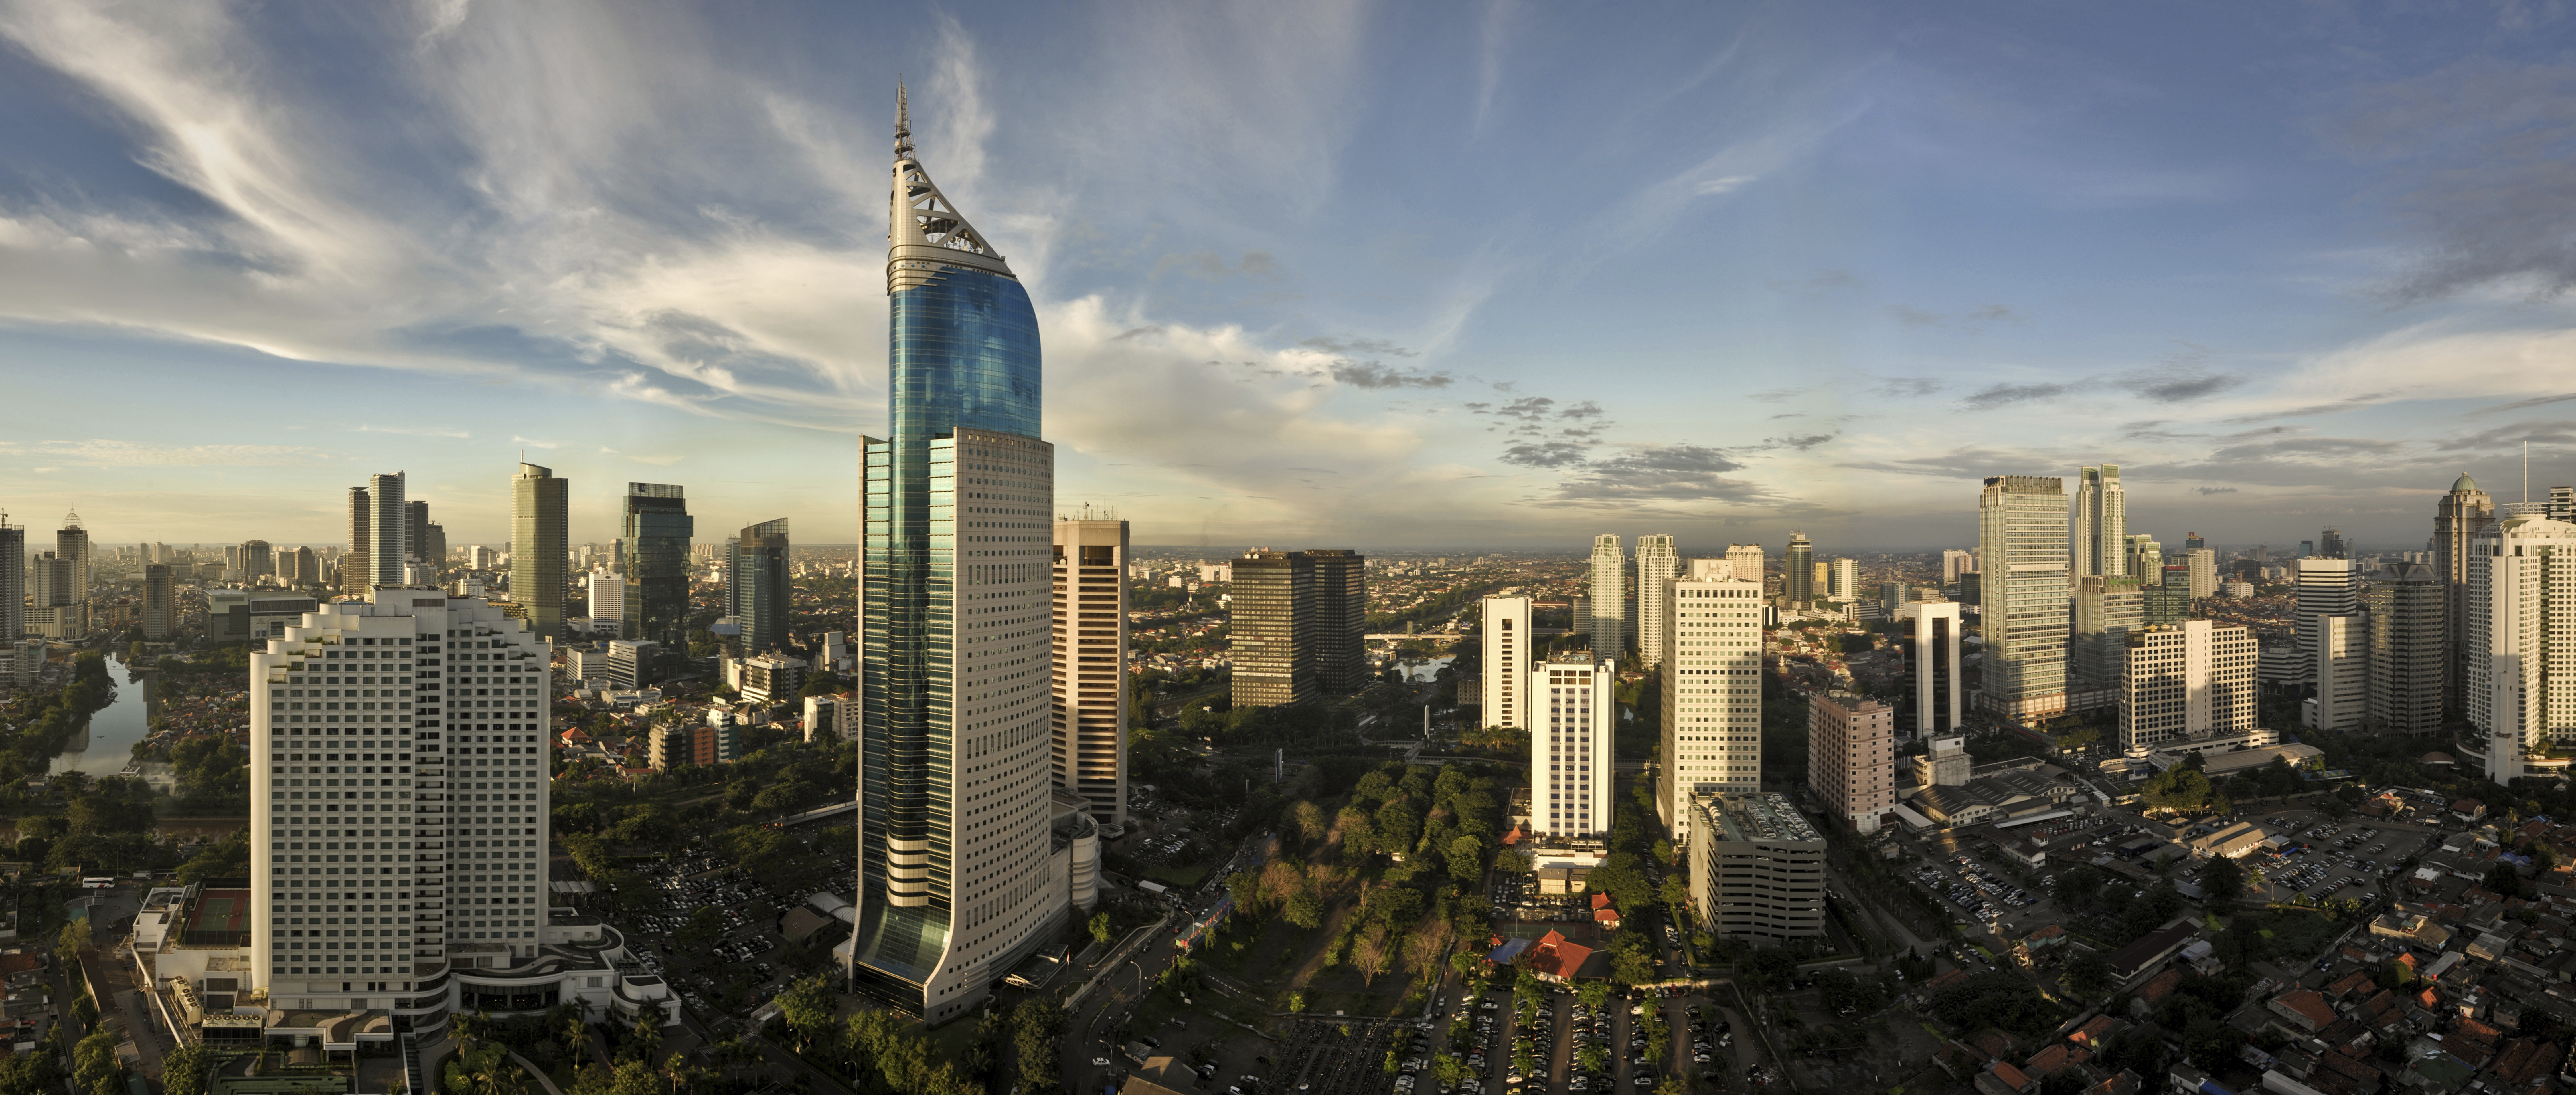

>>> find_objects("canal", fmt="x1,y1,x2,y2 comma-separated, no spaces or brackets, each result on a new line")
60,654,153,779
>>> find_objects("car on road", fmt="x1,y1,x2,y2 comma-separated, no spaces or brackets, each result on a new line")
1091,1058,1111,1067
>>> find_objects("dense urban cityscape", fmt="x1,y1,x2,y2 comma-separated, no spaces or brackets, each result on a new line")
2,8,2571,1095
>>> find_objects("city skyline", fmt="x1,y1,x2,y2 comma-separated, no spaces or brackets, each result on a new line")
1,5,2572,547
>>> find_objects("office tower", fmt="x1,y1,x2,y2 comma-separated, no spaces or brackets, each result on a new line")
1807,692,1893,834
851,94,1067,1023
620,484,693,646
54,515,89,633
142,564,173,641
1725,544,1766,593
1306,549,1367,694
2072,464,2126,579
2143,573,2192,626
728,519,790,655
1634,535,1679,668
1784,531,1814,609
0,512,20,642
2187,548,2218,601
420,523,447,574
1826,557,1859,601
2466,512,2576,784
2115,619,2260,757
2184,533,2205,553
1052,517,1129,827
2308,614,2368,731
2364,563,2445,734
1979,475,2071,720
2553,486,2575,522
587,569,627,633
2126,535,2163,584
1896,600,1962,737
31,553,73,611
1685,792,1824,941
1588,534,1629,655
237,540,274,583
245,589,567,1021
607,640,659,689
2293,558,2358,677
1230,551,1316,707
365,474,408,589
1941,549,1977,584
2299,540,2315,559
2071,576,2144,704
2435,473,2498,718
509,464,568,641
286,546,319,587
2318,527,2347,560
469,546,495,571
1531,654,1613,838
1481,596,1533,730
1659,559,1763,833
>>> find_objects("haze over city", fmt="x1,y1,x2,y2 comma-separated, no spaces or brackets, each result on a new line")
4,3,2573,548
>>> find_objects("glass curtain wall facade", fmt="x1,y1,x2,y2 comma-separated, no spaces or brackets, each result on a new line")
510,465,568,641
621,484,694,646
852,97,1062,1024
732,518,791,655
1784,532,1814,609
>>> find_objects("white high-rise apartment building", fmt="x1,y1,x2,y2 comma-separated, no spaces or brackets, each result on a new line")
1588,534,1629,656
1481,596,1533,730
2073,464,2126,579
241,589,648,1021
2115,619,2259,756
1941,549,1977,584
2188,548,2219,600
1634,535,1679,668
368,473,408,589
1725,544,1766,594
2308,614,2368,731
2466,513,2576,785
1052,518,1129,827
1826,558,1860,601
2295,558,2358,677
586,569,627,631
1980,475,2071,720
1659,559,1763,836
1531,655,1613,838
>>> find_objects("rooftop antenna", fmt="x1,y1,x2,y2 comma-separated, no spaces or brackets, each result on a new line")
2526,439,2532,505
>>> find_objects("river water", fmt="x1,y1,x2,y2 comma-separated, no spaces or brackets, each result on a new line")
59,654,153,779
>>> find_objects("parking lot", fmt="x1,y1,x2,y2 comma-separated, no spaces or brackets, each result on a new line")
609,840,836,1017
2253,816,2436,906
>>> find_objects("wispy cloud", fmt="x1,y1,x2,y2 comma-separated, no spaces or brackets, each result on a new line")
1959,382,2072,410
0,440,336,467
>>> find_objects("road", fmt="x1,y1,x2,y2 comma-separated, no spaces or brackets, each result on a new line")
1065,831,1272,1094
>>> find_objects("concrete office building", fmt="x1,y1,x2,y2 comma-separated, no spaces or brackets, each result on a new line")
1052,517,1129,827
1481,596,1534,731
1784,531,1814,610
509,465,568,641
2072,575,2144,703
1942,549,1977,584
1658,559,1764,835
2188,548,2219,601
1826,557,1860,602
0,513,21,644
1230,551,1317,708
2465,512,2576,785
364,474,408,591
1634,535,1678,668
850,94,1069,1023
2364,563,2445,734
1808,692,1895,834
1588,534,1629,655
2126,534,2162,584
586,570,627,635
2436,473,2499,717
605,640,659,690
143,564,174,641
2307,613,2368,732
1686,793,1825,941
1726,544,1767,595
2116,619,2259,757
2072,464,2126,579
2294,558,2358,679
2144,567,2193,625
1979,475,2071,721
1896,600,1963,737
52,516,90,635
729,519,791,655
240,540,274,583
1532,655,1614,839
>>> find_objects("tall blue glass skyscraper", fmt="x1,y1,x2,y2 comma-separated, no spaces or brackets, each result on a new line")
849,92,1066,1022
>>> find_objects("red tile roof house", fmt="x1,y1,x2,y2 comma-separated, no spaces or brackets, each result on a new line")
2129,969,2185,1020
1975,1060,2038,1095
1523,930,1592,982
1590,893,1621,928
2266,989,2338,1034
2070,1015,2127,1047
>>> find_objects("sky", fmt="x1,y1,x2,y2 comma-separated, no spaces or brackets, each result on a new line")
2,2,2575,554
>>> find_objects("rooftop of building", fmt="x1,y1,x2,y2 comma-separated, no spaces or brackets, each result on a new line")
1702,792,1822,844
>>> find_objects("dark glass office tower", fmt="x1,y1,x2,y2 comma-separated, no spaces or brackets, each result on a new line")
621,484,693,645
730,518,791,655
510,464,568,640
852,90,1063,1023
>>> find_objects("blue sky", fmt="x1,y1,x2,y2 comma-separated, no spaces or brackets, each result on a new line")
2,1,2573,553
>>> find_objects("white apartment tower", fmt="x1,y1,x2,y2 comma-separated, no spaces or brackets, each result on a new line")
2073,464,2126,578
586,569,627,631
1052,517,1130,827
2308,614,2368,732
1588,534,1629,657
2295,558,2358,676
1659,558,1764,836
1634,535,1680,668
1826,558,1860,602
1725,544,1767,596
1531,655,1614,839
1941,549,1977,584
250,589,558,1017
2116,619,2259,757
2466,513,2576,785
2188,548,2219,600
1481,597,1534,731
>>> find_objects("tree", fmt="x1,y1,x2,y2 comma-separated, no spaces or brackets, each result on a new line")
607,1060,665,1095
2201,856,2247,910
162,1045,216,1095
1012,999,1066,1093
2063,951,2111,999
1284,886,1326,930
1356,924,1395,986
775,975,835,1050
1578,981,1611,1011
1089,912,1113,944
675,907,724,950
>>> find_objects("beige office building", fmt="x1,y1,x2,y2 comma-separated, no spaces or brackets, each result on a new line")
1659,559,1764,836
2116,619,2259,757
1052,518,1129,827
1481,596,1533,731
1807,692,1895,834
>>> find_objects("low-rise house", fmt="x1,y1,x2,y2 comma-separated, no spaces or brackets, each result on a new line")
2266,988,2337,1034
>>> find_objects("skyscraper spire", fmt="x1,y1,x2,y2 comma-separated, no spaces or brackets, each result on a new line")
895,79,912,159
888,88,1009,292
